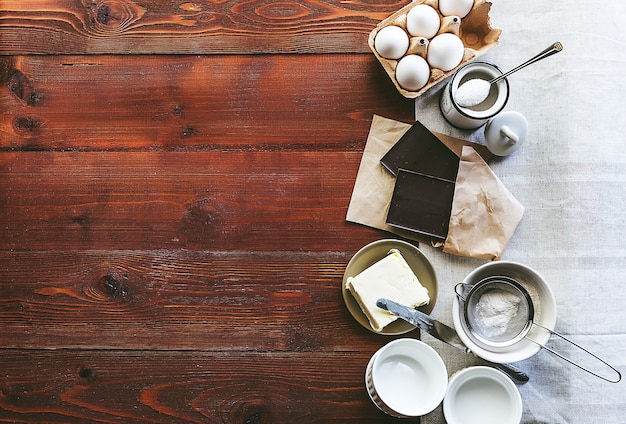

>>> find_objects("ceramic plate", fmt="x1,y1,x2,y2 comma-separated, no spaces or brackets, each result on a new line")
342,239,438,335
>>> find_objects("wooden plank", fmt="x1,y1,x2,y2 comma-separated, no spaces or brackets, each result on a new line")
0,0,410,55
1,2,422,420
0,151,391,250
0,349,408,423
0,249,420,350
0,55,414,151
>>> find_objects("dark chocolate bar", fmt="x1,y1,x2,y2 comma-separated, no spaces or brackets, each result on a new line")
386,168,455,241
380,120,460,181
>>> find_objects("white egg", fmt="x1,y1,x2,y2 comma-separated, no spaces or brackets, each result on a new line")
438,0,474,18
427,33,464,71
374,25,409,60
395,54,431,91
406,4,441,39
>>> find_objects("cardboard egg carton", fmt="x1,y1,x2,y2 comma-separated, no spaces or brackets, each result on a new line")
368,0,501,98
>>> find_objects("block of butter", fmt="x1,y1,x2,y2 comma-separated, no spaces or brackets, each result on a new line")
346,250,429,332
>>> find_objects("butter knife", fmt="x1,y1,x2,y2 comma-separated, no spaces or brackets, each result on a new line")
376,298,529,384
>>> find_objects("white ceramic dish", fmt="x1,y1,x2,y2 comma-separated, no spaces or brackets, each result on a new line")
366,338,448,417
452,261,557,363
444,366,522,424
342,239,438,335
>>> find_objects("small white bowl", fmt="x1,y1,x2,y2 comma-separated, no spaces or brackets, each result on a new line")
444,366,522,424
365,338,447,417
452,261,557,363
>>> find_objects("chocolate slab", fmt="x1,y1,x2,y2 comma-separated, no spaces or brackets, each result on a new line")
386,169,455,241
380,120,460,180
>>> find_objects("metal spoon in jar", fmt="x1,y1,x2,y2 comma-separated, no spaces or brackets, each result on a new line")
455,42,564,108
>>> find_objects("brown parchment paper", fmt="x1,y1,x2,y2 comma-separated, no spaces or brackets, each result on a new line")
346,115,523,260
443,145,525,260
346,115,408,235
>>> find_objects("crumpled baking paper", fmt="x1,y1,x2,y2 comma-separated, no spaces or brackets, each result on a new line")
346,115,524,260
442,145,525,259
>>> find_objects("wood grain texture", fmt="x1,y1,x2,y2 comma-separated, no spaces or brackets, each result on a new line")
0,55,413,151
0,0,421,421
0,249,420,350
0,0,410,55
0,151,388,250
0,350,413,423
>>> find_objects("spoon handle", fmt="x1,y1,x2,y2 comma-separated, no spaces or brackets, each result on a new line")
490,42,563,84
485,360,530,385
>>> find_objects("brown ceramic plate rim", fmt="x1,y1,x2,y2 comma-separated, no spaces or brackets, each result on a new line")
342,239,438,335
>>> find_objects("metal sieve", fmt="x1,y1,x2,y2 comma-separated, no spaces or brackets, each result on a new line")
455,276,532,348
455,275,622,383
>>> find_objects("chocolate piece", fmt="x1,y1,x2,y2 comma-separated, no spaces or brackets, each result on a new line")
386,168,455,241
380,120,460,180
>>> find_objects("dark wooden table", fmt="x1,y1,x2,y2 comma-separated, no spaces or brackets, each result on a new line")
0,1,420,422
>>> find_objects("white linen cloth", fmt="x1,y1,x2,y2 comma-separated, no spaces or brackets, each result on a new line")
410,1,626,422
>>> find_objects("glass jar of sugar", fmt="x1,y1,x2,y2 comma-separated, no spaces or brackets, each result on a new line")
439,62,510,129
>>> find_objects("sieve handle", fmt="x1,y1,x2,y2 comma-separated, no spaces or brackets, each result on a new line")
527,322,622,383
454,282,472,302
